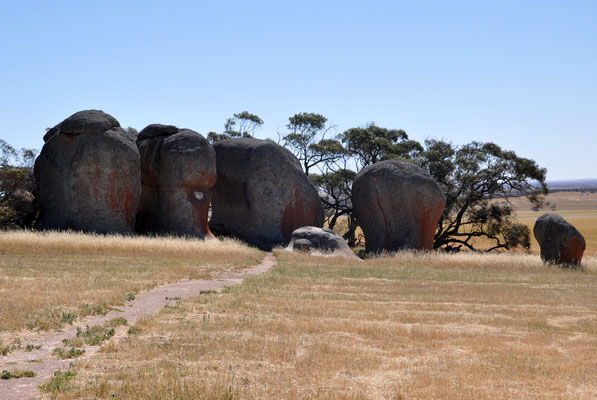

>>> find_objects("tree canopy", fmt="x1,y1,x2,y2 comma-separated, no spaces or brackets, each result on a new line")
208,111,263,143
282,113,343,176
419,140,548,251
0,140,38,228
342,123,422,168
280,117,548,252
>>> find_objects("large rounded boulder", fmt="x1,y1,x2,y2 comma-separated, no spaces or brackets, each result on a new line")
286,226,360,259
136,124,216,238
352,160,445,253
533,213,585,266
34,110,141,233
209,138,324,250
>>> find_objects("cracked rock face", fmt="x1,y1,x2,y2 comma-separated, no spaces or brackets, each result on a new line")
34,110,141,234
209,138,324,250
352,160,445,253
135,124,216,238
534,213,586,266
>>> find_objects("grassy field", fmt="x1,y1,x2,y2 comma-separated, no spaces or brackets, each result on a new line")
0,230,263,345
331,191,597,256
46,250,597,399
510,192,597,256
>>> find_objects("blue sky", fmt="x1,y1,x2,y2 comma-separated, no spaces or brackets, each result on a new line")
1,0,595,180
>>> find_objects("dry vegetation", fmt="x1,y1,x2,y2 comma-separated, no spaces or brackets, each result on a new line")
48,250,597,400
331,192,597,255
0,230,263,342
511,192,597,256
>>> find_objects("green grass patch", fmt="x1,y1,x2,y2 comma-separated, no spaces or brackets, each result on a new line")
39,369,78,392
1,369,36,379
53,346,85,359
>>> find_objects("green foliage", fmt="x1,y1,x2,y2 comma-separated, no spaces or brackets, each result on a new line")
310,169,355,227
207,131,231,143
53,346,85,359
0,139,38,228
419,140,548,251
209,111,264,143
341,123,422,168
62,324,116,347
126,127,138,136
127,325,142,335
283,113,343,175
279,113,547,252
39,369,78,392
1,369,36,379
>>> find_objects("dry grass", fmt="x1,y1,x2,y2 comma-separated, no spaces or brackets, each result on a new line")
514,210,597,256
505,192,597,256
0,230,262,341
331,192,597,255
50,250,597,399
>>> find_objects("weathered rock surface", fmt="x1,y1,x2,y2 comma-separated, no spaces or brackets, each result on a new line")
352,160,445,253
534,213,586,265
286,226,359,259
210,138,324,250
292,238,313,252
136,124,216,238
34,110,140,233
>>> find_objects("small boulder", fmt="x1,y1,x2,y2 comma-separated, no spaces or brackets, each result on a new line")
136,124,216,238
533,213,586,266
352,160,445,253
287,226,359,259
34,110,141,233
209,138,324,250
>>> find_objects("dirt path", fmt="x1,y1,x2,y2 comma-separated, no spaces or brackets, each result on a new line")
0,252,275,400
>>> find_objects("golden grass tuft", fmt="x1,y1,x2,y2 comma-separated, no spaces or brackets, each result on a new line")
50,250,597,399
0,229,255,257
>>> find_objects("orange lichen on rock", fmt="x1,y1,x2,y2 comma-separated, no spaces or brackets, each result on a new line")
136,124,216,239
210,138,323,250
34,110,141,234
353,160,445,253
534,213,586,266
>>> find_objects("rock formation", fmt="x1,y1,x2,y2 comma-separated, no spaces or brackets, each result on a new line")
286,226,360,259
352,160,445,253
292,238,313,252
210,138,324,250
136,124,216,238
533,213,586,266
34,110,141,233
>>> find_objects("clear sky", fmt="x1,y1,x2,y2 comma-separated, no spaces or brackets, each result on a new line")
1,0,595,180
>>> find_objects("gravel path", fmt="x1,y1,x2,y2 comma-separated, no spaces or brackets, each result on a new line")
0,252,275,400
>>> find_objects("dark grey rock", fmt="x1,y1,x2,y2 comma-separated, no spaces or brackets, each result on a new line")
292,239,312,252
136,124,216,238
137,124,179,141
287,226,359,258
209,138,324,250
59,110,120,135
34,110,141,233
534,213,586,265
352,160,445,253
